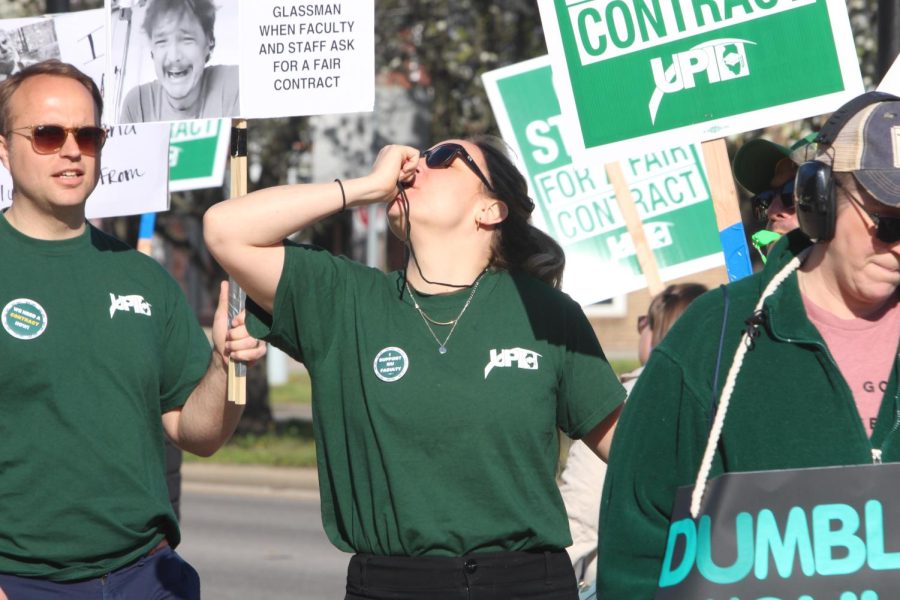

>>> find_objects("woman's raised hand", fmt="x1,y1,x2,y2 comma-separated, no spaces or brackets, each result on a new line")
366,144,420,203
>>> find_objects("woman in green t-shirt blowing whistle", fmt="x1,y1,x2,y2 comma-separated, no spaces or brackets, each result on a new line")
204,136,625,600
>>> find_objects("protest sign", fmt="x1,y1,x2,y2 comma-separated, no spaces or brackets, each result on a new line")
240,1,375,119
537,0,865,164
483,56,724,305
0,16,62,79
0,11,171,219
657,463,900,598
106,0,241,124
105,0,375,124
169,119,229,192
877,53,900,94
53,9,105,85
0,123,170,220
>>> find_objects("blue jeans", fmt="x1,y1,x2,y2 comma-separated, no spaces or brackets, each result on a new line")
0,547,200,600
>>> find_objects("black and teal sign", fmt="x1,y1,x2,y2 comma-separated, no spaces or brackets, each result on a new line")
656,463,900,599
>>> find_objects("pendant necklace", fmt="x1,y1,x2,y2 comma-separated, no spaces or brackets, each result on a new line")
406,270,486,355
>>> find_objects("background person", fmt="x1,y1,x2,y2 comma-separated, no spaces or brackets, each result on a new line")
595,94,900,597
204,135,625,599
120,0,239,123
0,59,263,599
558,282,707,596
732,135,814,261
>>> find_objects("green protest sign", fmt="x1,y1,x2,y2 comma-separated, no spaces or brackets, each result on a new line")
537,0,864,163
483,57,724,305
168,119,230,192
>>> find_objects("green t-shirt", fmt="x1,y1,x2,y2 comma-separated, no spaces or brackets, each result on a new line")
0,217,212,581
247,243,625,556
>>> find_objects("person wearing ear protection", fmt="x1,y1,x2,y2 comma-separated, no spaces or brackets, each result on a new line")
120,0,239,123
595,92,900,598
204,136,625,599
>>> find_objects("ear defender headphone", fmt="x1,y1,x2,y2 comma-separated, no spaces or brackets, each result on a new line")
794,91,900,242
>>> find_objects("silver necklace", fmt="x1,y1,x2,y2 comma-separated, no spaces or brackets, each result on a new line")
406,271,486,355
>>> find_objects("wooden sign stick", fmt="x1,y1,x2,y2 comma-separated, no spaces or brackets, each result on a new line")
227,119,248,405
605,161,665,297
701,138,752,282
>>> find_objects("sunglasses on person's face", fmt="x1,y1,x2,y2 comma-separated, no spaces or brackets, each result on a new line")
840,185,900,244
420,143,495,193
7,124,107,157
751,179,795,223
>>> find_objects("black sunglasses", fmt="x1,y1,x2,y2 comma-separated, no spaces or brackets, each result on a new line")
420,143,495,193
750,179,795,223
8,124,107,157
838,182,900,244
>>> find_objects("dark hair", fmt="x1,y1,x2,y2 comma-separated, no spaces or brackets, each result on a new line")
472,134,566,289
0,59,103,133
647,283,708,347
143,0,217,61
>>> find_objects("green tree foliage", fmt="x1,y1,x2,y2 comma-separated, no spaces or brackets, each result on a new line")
375,1,547,139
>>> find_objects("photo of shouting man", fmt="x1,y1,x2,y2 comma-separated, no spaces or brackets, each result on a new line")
117,0,239,123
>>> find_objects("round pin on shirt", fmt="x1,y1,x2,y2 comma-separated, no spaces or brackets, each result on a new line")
373,347,408,382
2,298,48,340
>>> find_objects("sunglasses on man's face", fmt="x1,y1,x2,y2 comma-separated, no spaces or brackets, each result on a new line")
751,179,795,223
8,124,107,157
840,185,900,244
420,143,495,193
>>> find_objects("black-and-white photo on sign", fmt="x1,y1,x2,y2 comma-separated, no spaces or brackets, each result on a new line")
0,18,62,81
106,0,240,124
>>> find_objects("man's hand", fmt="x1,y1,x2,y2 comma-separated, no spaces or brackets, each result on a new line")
211,280,267,368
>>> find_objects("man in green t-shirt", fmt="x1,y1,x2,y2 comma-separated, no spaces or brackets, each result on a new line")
0,60,263,598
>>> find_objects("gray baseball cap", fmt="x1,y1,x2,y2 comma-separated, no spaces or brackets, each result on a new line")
817,99,900,208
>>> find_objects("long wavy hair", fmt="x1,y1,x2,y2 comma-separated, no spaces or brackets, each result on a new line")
472,135,565,289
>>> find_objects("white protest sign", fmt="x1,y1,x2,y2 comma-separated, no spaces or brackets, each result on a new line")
0,123,170,219
537,0,865,165
105,0,241,124
105,0,375,124
240,1,374,119
877,53,900,95
0,16,62,77
0,12,170,219
53,9,105,86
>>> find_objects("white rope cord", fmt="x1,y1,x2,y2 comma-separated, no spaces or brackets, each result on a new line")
689,247,812,518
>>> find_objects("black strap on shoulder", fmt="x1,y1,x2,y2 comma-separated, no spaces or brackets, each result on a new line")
708,284,730,432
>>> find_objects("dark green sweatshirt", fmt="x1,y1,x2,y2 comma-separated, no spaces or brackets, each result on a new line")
595,231,900,598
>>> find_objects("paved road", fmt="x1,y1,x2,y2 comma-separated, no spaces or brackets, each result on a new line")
178,483,350,599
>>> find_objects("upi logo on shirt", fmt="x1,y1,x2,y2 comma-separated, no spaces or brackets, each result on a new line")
484,347,541,379
2,298,48,340
109,293,152,319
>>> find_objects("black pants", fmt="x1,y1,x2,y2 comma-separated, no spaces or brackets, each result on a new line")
345,550,579,600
